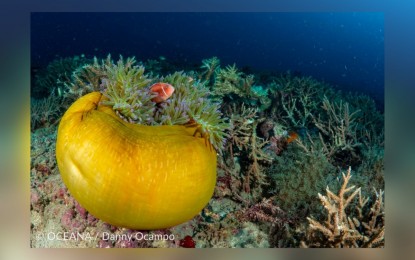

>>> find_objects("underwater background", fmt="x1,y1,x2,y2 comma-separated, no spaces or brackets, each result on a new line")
30,12,384,248
31,12,384,107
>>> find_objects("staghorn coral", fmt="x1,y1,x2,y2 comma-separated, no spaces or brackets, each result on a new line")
226,104,257,154
213,64,242,96
346,92,384,142
222,104,272,194
244,120,272,191
267,73,383,169
356,145,384,193
211,64,270,110
200,56,220,83
212,64,253,98
312,96,363,167
302,167,385,248
267,73,339,128
269,74,317,127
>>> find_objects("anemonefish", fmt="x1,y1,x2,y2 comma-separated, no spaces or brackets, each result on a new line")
150,82,175,103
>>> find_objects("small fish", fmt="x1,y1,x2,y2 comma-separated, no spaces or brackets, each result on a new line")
286,131,299,144
150,82,175,103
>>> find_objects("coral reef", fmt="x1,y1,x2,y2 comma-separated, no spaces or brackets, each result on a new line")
222,104,272,197
267,73,338,127
312,96,363,167
204,60,270,110
32,55,91,98
30,94,62,131
30,55,384,248
267,144,338,219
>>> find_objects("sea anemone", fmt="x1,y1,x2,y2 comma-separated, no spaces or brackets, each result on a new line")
99,56,156,124
154,71,230,152
56,92,217,230
62,55,230,152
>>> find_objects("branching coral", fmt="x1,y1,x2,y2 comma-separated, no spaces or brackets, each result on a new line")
213,64,256,98
270,74,383,172
200,56,220,83
245,121,272,190
223,104,272,193
213,64,241,95
346,92,384,152
315,96,361,150
302,167,385,248
312,96,362,167
226,104,257,154
268,73,336,128
289,94,365,168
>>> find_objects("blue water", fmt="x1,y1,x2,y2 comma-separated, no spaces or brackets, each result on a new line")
31,12,384,107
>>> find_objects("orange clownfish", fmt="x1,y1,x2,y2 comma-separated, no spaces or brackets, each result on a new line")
286,131,299,144
150,82,175,103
